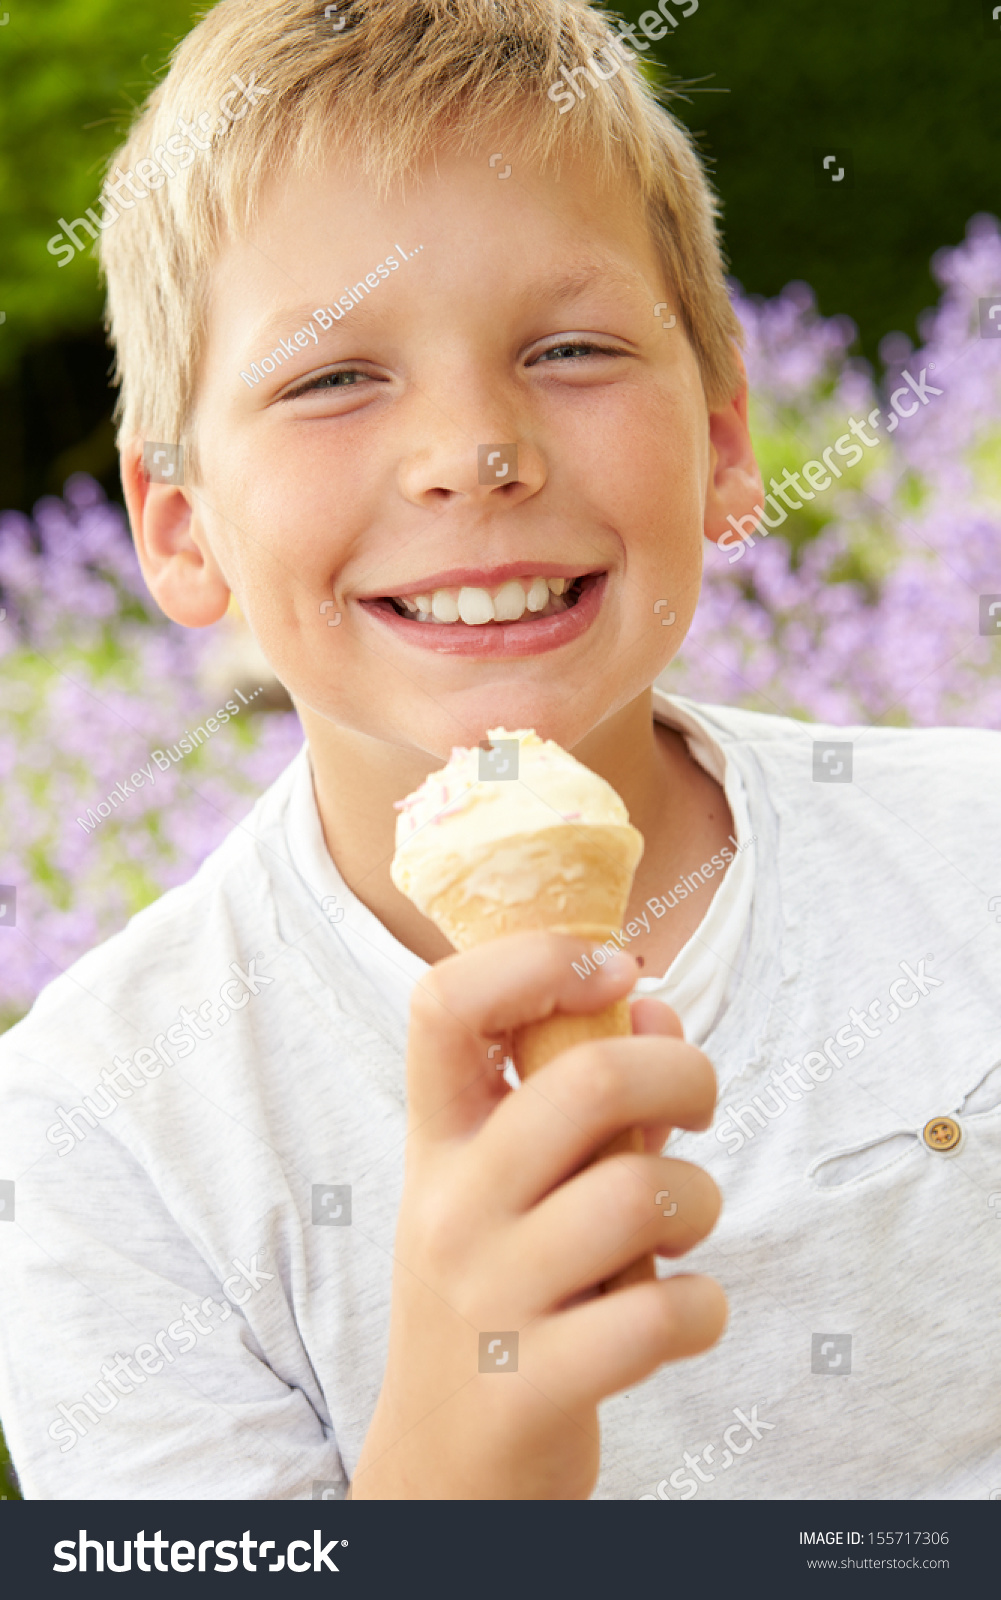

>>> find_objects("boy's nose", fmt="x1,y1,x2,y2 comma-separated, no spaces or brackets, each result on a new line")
395,416,547,509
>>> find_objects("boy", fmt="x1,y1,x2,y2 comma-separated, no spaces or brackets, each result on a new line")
1,0,998,1500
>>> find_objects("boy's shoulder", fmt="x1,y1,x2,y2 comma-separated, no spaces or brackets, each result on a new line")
675,692,1000,758
668,694,1000,884
672,693,1001,787
0,746,307,1072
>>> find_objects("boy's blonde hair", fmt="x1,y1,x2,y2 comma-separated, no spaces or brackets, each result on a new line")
98,0,741,470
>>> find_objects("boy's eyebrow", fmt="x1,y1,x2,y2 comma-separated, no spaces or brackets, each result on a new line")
244,298,381,355
534,261,647,309
243,262,648,357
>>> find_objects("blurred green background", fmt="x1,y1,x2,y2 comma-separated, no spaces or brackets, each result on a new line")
1,0,1000,513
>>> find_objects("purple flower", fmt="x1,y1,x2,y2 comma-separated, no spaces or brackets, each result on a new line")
667,215,1001,731
0,479,301,1024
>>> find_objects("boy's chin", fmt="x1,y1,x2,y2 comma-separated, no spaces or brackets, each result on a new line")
296,676,658,763
404,690,630,760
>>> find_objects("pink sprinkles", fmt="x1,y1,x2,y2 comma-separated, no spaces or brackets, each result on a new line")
394,733,570,837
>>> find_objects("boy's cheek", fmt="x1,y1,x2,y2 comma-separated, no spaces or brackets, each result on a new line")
647,601,698,680
198,474,350,611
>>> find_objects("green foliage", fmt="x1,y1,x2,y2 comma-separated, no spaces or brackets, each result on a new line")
620,0,1001,357
0,0,201,379
0,1418,20,1499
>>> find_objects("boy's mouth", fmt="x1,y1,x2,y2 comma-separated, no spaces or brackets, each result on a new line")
383,573,589,625
356,568,607,657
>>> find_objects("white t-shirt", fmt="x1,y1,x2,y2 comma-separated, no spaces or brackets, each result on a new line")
1,695,999,1501
285,689,757,1050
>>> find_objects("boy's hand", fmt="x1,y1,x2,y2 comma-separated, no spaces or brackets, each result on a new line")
351,934,726,1500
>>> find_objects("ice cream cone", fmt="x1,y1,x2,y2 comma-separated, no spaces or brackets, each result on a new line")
507,923,652,1293
392,730,656,1291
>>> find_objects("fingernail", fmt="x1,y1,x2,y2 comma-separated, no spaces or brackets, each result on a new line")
602,951,637,981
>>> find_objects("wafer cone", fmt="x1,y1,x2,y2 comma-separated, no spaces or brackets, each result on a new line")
417,830,654,1291
392,730,657,1291
510,924,653,1290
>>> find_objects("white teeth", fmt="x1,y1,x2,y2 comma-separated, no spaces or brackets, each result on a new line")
492,580,527,621
457,586,494,625
392,576,580,623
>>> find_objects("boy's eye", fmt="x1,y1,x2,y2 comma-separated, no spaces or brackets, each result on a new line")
282,367,374,399
276,340,627,401
532,339,625,363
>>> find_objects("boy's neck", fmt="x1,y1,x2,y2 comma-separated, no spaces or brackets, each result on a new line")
297,692,734,970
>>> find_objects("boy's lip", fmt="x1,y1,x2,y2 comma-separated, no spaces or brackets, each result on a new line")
358,570,608,656
354,560,602,601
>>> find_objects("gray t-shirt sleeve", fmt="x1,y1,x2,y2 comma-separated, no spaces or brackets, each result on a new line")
0,1052,346,1501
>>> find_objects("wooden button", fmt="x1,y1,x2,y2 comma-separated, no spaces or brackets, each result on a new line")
922,1115,962,1152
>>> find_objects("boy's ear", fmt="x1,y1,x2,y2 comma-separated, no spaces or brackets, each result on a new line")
120,437,231,626
703,350,765,547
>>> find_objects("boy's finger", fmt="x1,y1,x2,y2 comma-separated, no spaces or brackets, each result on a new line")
629,996,684,1039
406,933,638,1140
502,1154,721,1310
473,1035,717,1212
529,1273,729,1412
629,997,686,1150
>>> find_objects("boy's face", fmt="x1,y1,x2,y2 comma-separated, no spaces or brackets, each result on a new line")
165,134,759,758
